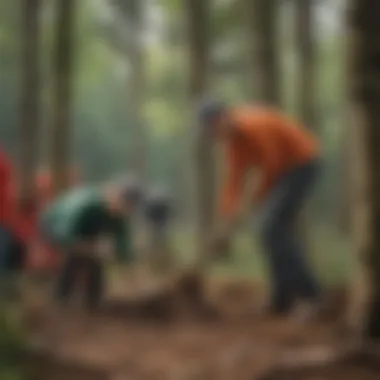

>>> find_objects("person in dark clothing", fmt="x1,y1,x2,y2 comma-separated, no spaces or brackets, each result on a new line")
0,147,17,300
144,186,174,273
40,177,143,310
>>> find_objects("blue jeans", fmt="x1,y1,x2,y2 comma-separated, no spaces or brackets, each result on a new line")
260,159,321,312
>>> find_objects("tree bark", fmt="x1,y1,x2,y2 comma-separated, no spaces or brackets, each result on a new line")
112,0,147,179
347,0,380,340
250,0,281,106
129,10,146,180
19,0,42,201
50,0,75,194
186,0,214,264
294,0,317,248
295,0,317,130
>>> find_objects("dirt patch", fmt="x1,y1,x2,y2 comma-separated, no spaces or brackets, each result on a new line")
25,281,356,380
101,272,222,323
258,350,380,380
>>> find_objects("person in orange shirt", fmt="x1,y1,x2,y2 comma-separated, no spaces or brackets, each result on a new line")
200,100,321,316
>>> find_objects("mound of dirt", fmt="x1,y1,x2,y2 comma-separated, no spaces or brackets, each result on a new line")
102,272,221,322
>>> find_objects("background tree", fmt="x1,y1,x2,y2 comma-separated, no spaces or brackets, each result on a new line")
295,0,317,129
186,0,214,263
50,0,75,194
249,0,281,105
19,0,42,200
347,0,380,340
108,0,147,178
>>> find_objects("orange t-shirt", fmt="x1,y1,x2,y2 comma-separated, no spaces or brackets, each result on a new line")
220,106,319,217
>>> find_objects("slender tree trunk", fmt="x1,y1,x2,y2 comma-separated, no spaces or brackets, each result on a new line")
250,0,281,106
186,0,214,264
19,0,42,201
294,0,317,248
347,0,380,340
127,0,146,179
50,0,75,194
337,118,352,234
338,15,351,235
295,0,316,130
110,0,147,179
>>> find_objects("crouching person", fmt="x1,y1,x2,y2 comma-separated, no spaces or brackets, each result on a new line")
39,178,142,311
144,186,174,274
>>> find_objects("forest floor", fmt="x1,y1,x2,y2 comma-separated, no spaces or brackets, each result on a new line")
23,275,380,380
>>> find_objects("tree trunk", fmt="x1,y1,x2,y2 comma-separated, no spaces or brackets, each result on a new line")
112,0,147,179
186,0,214,264
129,16,146,180
19,0,42,201
50,0,75,195
250,0,281,106
347,0,380,340
294,0,317,249
337,15,351,235
295,0,316,130
337,120,352,234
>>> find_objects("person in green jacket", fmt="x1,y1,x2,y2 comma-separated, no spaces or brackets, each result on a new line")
40,177,143,310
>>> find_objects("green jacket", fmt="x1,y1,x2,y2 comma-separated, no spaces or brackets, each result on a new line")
40,186,133,263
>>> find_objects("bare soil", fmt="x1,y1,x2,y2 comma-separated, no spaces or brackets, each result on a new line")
24,276,380,380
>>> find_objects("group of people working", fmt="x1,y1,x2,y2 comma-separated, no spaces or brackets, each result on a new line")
0,100,322,318
0,159,173,308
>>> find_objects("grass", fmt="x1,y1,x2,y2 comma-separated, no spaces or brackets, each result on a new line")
172,223,353,287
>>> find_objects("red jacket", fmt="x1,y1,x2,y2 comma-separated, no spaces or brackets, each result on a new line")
0,149,15,228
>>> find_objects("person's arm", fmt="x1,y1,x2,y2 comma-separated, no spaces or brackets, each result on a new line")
250,119,280,205
254,169,276,203
207,142,248,257
219,141,248,224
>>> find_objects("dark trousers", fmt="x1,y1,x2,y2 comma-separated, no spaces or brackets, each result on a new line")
260,159,321,312
56,253,104,310
0,226,12,271
0,226,25,300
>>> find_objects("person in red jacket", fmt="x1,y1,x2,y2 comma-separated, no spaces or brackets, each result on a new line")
200,100,321,317
0,148,17,298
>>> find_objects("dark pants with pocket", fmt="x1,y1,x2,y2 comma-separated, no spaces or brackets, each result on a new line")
56,252,104,310
260,158,321,312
